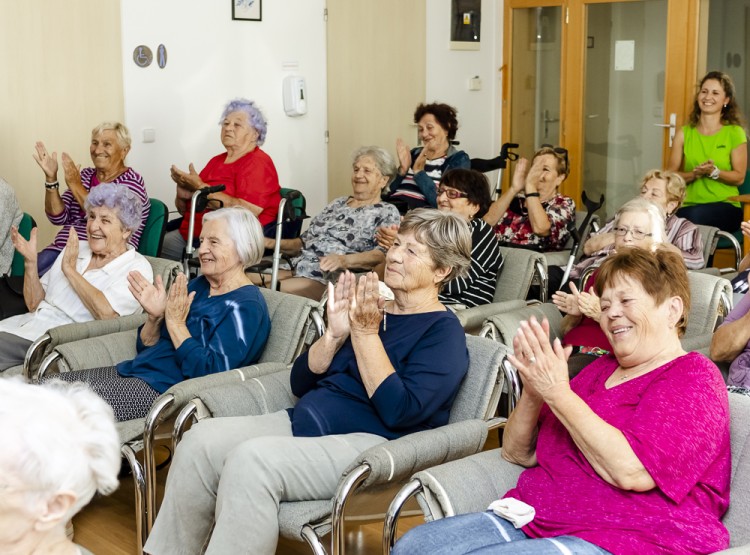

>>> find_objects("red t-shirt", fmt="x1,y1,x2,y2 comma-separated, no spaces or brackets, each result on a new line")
180,147,280,240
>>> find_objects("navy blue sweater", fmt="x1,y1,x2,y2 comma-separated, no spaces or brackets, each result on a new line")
117,277,270,393
289,310,468,439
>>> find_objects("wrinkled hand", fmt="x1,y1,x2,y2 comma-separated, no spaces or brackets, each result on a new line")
61,152,82,191
128,271,168,319
164,273,195,326
524,157,545,193
319,254,347,273
171,163,204,192
11,226,37,263
551,282,582,316
61,229,80,276
349,272,384,335
577,290,601,321
510,157,529,194
326,271,354,339
412,146,429,173
376,224,399,250
32,141,58,182
396,138,411,175
507,316,572,401
741,220,750,239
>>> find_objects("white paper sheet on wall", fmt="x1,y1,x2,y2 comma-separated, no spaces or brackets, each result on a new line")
614,40,635,71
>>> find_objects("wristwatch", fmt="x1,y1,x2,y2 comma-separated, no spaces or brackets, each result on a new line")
709,166,721,180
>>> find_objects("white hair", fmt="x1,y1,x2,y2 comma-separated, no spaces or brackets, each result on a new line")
0,378,121,521
613,197,667,244
202,206,265,267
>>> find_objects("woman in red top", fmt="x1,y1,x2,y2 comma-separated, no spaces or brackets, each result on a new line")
162,98,281,261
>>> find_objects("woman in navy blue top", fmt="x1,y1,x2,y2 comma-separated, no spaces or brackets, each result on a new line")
145,209,473,555
45,207,271,422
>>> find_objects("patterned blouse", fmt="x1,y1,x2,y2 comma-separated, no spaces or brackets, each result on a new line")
293,197,400,283
493,194,575,251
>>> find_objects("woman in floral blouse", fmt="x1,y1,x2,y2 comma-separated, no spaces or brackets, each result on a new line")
484,145,575,251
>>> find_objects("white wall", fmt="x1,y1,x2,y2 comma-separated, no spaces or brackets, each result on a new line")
119,0,329,219
425,0,503,161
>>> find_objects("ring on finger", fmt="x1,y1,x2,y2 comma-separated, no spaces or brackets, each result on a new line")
529,356,536,364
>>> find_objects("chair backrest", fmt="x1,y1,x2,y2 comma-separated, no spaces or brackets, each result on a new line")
447,335,507,424
144,256,182,291
257,287,323,363
685,271,733,337
696,224,719,270
724,392,750,546
10,212,36,277
483,302,564,347
494,246,547,302
137,198,168,257
279,188,308,239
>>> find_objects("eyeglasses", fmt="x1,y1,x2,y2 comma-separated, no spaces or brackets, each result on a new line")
613,226,652,240
437,186,468,200
540,143,569,168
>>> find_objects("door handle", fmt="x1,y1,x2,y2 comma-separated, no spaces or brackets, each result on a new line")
654,113,677,147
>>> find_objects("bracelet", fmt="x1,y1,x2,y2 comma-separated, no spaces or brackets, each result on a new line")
525,192,540,198
44,181,59,190
709,166,721,180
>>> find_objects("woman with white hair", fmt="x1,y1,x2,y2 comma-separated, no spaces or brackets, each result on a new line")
33,121,149,275
42,207,271,422
0,183,153,372
162,98,282,260
552,197,678,375
0,377,120,555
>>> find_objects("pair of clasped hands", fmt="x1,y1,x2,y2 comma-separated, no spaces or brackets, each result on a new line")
325,271,385,340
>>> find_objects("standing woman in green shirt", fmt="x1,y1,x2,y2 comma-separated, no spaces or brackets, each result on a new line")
668,71,747,232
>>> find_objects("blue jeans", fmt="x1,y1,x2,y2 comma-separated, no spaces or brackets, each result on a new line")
393,511,612,555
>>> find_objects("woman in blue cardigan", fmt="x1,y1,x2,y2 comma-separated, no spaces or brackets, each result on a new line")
387,102,470,211
43,207,271,422
145,209,473,555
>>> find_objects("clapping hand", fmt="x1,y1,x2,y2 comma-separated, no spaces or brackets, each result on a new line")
510,158,529,195
326,271,354,340
164,273,195,326
61,229,80,276
61,152,83,190
577,289,601,321
128,271,168,319
171,163,204,192
11,226,38,264
396,138,411,175
349,272,384,335
32,141,58,182
552,282,582,316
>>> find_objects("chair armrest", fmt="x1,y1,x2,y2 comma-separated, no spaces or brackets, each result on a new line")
412,448,524,521
344,419,490,489
454,300,528,332
196,365,295,418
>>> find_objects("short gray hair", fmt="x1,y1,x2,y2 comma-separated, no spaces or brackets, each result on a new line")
399,208,471,286
91,121,131,150
613,197,667,244
352,146,397,186
0,378,120,522
202,207,265,267
85,182,144,234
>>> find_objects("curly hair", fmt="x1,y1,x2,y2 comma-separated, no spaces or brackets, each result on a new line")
91,122,131,150
413,103,460,141
688,71,746,128
220,98,268,145
85,182,144,234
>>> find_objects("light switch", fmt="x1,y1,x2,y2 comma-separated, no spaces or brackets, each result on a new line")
469,76,482,91
143,128,156,143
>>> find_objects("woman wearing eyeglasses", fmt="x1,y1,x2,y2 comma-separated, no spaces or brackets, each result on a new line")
552,198,674,375
484,145,575,251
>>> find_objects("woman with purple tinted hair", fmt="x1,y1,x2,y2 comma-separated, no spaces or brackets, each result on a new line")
162,98,282,261
33,121,150,276
0,183,153,372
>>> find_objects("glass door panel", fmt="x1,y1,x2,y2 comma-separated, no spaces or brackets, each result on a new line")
510,6,563,160
582,0,668,218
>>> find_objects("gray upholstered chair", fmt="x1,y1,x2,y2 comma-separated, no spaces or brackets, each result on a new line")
680,271,733,358
11,256,182,380
31,287,324,554
697,224,742,272
167,334,508,555
383,391,750,555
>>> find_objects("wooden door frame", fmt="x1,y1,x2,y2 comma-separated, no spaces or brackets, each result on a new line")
502,0,702,204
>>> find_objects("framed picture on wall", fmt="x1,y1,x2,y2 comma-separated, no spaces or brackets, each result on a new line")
233,0,261,21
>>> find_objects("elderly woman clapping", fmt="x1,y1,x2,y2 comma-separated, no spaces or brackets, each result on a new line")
33,122,149,275
0,183,152,372
43,207,271,422
0,378,121,555
162,98,282,260
258,146,401,300
395,247,731,555
145,209,472,554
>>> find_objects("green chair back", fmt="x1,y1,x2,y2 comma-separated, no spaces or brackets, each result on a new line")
279,188,308,238
137,198,168,257
10,213,36,277
716,170,750,252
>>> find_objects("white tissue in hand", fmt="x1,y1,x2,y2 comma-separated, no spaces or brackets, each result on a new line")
487,497,535,528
